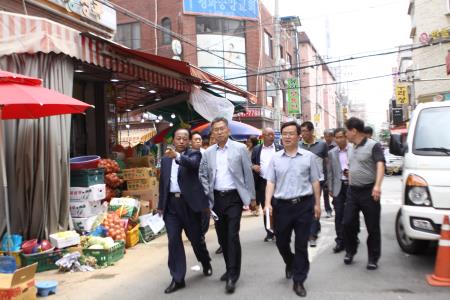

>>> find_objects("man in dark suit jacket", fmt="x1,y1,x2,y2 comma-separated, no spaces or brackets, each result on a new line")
251,127,283,241
158,128,212,294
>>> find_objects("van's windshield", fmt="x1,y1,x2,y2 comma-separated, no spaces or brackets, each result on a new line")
413,106,450,156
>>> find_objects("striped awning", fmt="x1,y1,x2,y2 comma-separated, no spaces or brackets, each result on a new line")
0,11,255,100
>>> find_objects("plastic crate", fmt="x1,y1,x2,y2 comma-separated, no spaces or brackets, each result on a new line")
125,225,139,248
70,168,105,187
20,250,63,273
139,226,156,243
82,241,125,267
0,251,21,268
138,226,166,243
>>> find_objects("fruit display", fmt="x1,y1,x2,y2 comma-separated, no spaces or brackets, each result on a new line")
21,239,54,255
97,159,120,174
102,213,126,242
98,158,124,202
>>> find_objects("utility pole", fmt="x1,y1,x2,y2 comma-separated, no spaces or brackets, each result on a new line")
273,0,282,131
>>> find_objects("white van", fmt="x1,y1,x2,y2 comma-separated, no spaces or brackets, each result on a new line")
390,101,450,254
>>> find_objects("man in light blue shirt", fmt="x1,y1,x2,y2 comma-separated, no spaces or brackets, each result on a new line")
265,121,321,297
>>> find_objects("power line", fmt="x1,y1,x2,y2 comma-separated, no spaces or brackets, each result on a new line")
225,40,450,81
246,63,446,93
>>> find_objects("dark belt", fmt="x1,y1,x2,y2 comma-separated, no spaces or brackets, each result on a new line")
169,192,181,198
214,189,237,197
341,180,349,185
350,183,374,190
276,194,313,205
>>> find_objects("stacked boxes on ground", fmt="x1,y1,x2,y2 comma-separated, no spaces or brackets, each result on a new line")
121,155,159,215
70,168,107,232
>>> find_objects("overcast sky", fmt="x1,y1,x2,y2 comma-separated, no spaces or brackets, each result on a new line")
262,0,412,129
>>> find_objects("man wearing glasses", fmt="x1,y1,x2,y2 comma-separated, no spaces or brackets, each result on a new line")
265,121,321,297
199,117,256,294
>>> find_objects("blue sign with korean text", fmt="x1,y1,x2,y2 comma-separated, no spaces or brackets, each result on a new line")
183,0,259,19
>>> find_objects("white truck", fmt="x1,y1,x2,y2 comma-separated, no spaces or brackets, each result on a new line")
390,101,450,254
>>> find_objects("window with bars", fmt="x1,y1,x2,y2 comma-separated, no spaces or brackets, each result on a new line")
115,22,141,49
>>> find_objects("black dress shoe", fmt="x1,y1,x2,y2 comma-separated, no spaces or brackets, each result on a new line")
367,261,378,270
264,234,275,242
225,279,236,294
333,244,344,253
293,282,307,297
285,264,293,279
215,246,223,254
202,263,213,276
164,279,185,294
220,272,228,281
344,253,354,265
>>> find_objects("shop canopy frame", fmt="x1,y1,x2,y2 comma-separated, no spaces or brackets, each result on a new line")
0,11,255,114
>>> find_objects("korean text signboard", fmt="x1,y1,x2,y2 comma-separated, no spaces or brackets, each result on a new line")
183,0,259,19
287,78,301,114
395,84,409,106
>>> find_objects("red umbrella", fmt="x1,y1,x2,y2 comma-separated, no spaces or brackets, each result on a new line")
0,70,92,119
0,69,93,247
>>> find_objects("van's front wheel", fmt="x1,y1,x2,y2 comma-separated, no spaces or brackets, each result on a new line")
395,209,429,254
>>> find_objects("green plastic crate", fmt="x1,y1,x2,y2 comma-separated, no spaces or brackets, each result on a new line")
70,168,105,187
139,226,166,243
20,250,63,273
82,241,125,267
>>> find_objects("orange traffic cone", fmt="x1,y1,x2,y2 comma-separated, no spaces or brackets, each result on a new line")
426,215,450,286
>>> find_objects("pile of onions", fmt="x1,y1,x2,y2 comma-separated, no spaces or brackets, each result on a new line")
97,159,120,174
98,158,123,202
102,212,126,242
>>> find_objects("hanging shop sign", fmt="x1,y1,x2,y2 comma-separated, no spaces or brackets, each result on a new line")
395,84,409,106
183,0,259,20
46,0,117,30
418,28,450,44
287,78,301,114
392,108,403,125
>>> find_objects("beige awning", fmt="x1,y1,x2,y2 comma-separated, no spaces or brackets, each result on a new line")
119,128,156,148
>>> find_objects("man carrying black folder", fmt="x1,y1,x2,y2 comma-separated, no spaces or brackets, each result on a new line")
264,121,321,297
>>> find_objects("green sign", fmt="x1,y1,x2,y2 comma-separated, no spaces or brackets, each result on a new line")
287,78,301,114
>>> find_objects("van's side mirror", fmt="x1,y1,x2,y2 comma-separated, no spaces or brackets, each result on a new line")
390,134,404,156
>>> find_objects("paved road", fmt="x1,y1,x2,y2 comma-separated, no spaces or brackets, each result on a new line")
37,176,449,299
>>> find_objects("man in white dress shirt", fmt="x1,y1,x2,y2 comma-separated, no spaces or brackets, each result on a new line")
251,127,283,241
199,117,256,294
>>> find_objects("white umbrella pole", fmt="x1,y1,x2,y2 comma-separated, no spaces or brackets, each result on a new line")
0,106,12,252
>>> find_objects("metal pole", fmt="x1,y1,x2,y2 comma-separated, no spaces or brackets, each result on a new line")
273,0,282,131
0,106,12,252
294,28,302,122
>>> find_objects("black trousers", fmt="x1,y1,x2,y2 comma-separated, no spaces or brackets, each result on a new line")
332,181,349,246
273,195,314,284
213,190,243,282
343,185,381,262
165,194,211,282
309,181,325,238
322,182,332,213
255,178,274,237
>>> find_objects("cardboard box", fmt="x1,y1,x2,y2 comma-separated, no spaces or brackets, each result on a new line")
126,177,157,191
122,168,156,181
69,184,106,201
0,263,37,300
122,189,158,215
125,155,155,168
69,200,106,218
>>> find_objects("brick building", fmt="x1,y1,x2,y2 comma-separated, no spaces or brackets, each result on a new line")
299,32,338,135
112,0,300,129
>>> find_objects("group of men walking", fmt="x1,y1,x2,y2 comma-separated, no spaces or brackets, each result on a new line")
157,116,385,297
